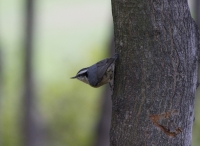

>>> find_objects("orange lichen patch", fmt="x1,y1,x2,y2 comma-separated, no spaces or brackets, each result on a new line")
150,110,178,121
149,110,182,137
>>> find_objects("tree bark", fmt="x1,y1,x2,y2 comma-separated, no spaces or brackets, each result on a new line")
110,0,199,145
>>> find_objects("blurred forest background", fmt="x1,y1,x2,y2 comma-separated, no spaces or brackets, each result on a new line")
0,0,200,146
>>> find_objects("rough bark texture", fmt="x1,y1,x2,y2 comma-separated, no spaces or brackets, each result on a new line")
110,0,199,146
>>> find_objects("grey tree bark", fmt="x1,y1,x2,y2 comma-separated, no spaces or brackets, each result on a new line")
110,0,199,145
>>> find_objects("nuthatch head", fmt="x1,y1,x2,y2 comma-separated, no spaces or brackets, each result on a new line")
71,54,118,88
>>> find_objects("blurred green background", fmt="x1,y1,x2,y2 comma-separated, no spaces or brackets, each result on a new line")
0,0,200,146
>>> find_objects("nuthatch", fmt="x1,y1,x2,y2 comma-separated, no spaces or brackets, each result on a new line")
71,54,118,88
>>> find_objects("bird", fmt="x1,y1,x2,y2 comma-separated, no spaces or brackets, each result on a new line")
71,54,118,88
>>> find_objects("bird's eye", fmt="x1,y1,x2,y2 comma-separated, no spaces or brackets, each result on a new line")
85,72,88,77
78,74,82,77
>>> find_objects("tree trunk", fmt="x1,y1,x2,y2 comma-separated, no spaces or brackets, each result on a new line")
95,86,112,146
110,0,199,145
23,0,45,146
193,0,200,145
0,45,2,146
195,0,200,25
23,0,35,145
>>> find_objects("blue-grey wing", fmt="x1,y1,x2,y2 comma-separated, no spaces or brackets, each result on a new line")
88,54,118,86
87,65,98,86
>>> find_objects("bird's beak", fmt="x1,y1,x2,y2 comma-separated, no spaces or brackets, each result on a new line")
70,76,77,79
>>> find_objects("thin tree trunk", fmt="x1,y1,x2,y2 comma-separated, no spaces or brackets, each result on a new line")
195,0,200,25
95,36,114,146
193,0,200,145
110,0,199,145
95,87,112,146
23,0,38,146
0,45,2,146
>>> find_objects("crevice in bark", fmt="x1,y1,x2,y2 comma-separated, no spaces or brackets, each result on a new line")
150,110,182,137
